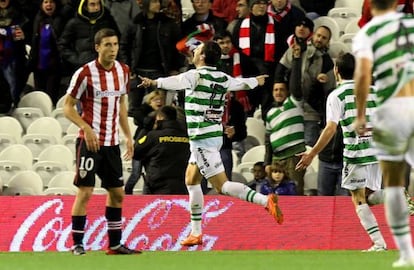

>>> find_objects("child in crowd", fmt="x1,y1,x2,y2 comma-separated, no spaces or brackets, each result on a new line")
261,161,296,195
247,161,268,192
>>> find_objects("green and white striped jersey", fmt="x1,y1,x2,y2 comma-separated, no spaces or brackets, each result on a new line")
326,80,377,165
353,11,414,105
265,97,304,153
156,66,258,148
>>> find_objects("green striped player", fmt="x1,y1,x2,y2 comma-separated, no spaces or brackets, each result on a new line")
138,41,283,247
296,53,387,252
353,0,414,267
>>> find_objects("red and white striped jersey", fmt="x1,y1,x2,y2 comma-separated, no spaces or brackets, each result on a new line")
67,59,130,146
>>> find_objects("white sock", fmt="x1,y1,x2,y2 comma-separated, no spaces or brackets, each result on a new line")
367,190,384,205
356,204,386,247
187,184,203,236
221,181,268,206
384,186,414,260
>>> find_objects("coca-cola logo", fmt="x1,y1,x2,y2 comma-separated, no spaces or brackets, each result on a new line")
9,198,234,252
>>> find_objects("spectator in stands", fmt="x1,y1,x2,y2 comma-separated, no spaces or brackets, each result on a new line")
298,0,336,20
133,105,189,194
63,28,140,255
247,161,268,192
105,0,140,39
124,90,165,195
29,0,65,105
275,24,336,147
267,0,305,63
58,0,119,91
265,42,306,195
119,0,182,109
227,0,249,34
161,0,182,25
358,0,413,27
181,0,227,38
0,0,28,106
232,0,277,119
261,161,296,195
212,0,237,23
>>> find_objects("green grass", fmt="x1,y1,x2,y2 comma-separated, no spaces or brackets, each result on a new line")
0,250,401,270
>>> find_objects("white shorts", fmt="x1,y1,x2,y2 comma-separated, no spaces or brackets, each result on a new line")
371,97,414,166
341,163,382,191
188,147,225,179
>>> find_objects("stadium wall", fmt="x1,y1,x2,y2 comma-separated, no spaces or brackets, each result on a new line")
0,195,402,252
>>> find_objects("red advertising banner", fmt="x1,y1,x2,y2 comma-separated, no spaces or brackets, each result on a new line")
0,195,401,252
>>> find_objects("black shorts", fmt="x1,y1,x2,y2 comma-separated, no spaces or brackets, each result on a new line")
74,138,124,189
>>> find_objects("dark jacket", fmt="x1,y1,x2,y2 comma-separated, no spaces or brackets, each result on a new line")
129,102,156,140
273,4,305,63
134,120,190,194
58,0,119,73
29,7,65,71
120,12,182,74
318,121,344,163
222,94,247,150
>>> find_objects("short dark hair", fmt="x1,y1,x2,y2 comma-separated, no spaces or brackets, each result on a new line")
317,25,332,40
213,30,233,41
202,41,222,66
335,53,355,80
94,28,118,45
371,0,397,10
157,105,177,121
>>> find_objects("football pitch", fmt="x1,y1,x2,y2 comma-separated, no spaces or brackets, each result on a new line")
0,250,401,270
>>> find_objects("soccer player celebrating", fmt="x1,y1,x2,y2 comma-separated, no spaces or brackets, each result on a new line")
139,41,283,246
63,28,140,255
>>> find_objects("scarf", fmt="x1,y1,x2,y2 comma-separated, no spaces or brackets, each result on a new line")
238,15,275,62
176,23,214,56
225,48,251,112
267,1,291,22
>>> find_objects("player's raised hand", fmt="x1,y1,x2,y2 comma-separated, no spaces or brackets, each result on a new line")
137,75,155,88
256,74,269,86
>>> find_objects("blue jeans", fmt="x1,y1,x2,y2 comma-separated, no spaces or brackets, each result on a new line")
124,159,142,194
317,160,349,196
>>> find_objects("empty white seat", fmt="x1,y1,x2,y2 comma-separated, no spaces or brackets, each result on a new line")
3,170,43,195
18,91,53,116
328,7,361,35
338,33,355,52
12,107,44,132
246,117,265,145
235,161,256,182
0,144,33,187
33,145,74,187
23,117,63,160
62,134,77,160
328,41,350,60
52,108,72,135
0,116,23,143
241,145,265,163
66,123,79,135
48,171,76,189
344,18,360,34
26,117,63,142
313,16,341,41
0,134,19,154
